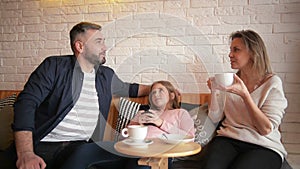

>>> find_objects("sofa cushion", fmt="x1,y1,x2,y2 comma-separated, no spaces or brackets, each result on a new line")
188,103,216,146
179,102,200,111
0,94,17,151
0,94,16,110
114,97,141,141
172,103,217,163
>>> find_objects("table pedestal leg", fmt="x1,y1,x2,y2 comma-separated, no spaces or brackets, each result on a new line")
138,157,168,169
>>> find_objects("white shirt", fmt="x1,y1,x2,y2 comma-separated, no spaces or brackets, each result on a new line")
42,69,99,142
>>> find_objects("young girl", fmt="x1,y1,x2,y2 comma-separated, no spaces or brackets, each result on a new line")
130,80,194,138
125,80,195,169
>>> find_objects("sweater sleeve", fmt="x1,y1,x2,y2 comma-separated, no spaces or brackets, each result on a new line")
260,78,288,130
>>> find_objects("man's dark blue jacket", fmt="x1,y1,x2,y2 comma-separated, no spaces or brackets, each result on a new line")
13,55,139,145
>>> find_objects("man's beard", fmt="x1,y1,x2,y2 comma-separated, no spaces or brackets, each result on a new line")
86,54,106,66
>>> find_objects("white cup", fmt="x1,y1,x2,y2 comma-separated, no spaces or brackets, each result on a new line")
215,73,234,87
121,125,148,142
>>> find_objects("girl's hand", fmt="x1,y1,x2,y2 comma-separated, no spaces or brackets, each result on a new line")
139,110,163,127
137,110,148,124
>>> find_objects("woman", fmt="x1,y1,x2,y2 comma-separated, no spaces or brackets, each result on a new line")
126,80,195,169
201,30,288,169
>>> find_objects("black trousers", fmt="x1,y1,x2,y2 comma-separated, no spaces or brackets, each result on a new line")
1,141,127,169
198,136,282,169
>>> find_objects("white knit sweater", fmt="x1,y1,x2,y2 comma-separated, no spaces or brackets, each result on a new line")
217,75,288,160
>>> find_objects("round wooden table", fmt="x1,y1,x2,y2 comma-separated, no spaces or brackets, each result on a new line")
114,138,201,169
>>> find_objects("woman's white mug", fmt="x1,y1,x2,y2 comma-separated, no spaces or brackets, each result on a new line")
121,125,148,142
215,73,234,87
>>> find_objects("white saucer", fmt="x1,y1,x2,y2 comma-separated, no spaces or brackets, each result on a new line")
159,134,194,144
122,139,153,147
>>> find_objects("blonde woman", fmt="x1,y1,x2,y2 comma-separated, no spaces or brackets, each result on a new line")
202,30,288,169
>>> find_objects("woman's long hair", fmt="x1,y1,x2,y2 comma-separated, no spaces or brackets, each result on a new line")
230,30,273,77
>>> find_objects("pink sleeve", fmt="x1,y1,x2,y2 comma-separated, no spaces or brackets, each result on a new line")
160,109,195,137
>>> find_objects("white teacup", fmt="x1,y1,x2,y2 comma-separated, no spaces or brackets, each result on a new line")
121,125,148,142
215,73,234,87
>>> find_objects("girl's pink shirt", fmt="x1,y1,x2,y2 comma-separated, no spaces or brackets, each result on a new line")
129,109,195,139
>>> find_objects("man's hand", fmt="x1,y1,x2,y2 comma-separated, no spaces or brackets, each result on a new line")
16,151,46,169
15,131,46,169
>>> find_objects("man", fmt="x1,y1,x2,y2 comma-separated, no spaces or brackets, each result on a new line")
8,22,150,169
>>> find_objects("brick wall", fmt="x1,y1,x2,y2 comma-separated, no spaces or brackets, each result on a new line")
0,0,299,167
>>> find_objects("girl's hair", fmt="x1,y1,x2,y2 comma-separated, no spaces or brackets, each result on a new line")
230,30,272,76
150,80,180,109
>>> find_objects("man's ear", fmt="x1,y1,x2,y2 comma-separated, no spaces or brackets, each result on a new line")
74,40,84,53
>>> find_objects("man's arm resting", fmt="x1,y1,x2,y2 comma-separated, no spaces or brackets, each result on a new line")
15,131,46,169
137,84,151,97
15,131,34,155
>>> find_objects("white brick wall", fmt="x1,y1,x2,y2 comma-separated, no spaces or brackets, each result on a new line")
0,0,299,167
